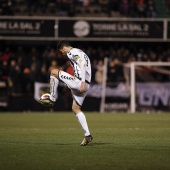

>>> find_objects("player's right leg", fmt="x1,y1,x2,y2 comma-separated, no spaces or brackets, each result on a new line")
41,69,79,107
50,69,59,102
40,69,59,106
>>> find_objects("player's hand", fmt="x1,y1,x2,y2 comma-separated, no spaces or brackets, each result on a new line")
80,81,86,93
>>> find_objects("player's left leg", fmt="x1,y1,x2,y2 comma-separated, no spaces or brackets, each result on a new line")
72,100,91,135
72,99,93,146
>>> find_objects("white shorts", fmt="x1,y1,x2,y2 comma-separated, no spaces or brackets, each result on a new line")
58,70,90,106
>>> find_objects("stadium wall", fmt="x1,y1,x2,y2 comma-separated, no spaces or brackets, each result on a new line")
0,16,170,42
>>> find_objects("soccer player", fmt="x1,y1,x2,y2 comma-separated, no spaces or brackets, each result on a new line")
40,41,93,146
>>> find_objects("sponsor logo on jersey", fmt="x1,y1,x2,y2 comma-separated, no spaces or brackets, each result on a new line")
73,55,80,61
61,75,74,80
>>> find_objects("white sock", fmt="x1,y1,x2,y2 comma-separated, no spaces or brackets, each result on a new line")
76,112,90,136
50,76,59,101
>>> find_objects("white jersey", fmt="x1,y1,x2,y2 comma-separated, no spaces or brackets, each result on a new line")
67,48,91,83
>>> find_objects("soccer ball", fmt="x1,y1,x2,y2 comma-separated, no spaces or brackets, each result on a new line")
40,93,51,105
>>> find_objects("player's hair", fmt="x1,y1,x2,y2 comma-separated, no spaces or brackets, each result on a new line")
57,41,71,50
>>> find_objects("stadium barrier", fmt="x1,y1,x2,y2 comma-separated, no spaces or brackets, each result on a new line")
1,81,169,112
0,16,170,42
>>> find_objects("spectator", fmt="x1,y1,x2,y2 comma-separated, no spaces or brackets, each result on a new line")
119,0,129,16
0,47,12,62
0,0,14,15
8,60,22,96
95,60,104,84
135,0,146,17
0,61,9,81
58,0,69,16
108,58,124,82
37,64,49,83
48,60,58,73
0,0,158,18
29,63,39,94
146,6,156,18
22,67,31,94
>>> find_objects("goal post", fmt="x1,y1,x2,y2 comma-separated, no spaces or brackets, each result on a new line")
99,59,170,113
100,57,108,113
130,62,170,113
130,62,136,113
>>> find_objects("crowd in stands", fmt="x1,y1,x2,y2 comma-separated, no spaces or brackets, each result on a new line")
165,0,170,16
0,0,157,18
0,42,170,96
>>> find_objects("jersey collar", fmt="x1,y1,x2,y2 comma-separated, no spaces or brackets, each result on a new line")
67,47,73,55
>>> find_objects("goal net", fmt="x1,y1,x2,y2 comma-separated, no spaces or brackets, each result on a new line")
129,62,170,113
100,60,170,113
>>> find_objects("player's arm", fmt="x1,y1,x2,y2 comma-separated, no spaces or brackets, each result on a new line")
73,55,86,92
77,57,86,92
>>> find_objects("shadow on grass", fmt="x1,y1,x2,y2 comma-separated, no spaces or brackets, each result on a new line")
0,141,73,145
0,141,113,146
83,142,113,147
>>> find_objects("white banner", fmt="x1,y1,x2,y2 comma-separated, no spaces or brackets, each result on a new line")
34,82,170,108
34,82,50,102
87,83,130,98
137,83,170,107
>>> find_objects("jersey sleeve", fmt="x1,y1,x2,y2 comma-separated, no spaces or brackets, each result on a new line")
76,56,86,82
71,52,86,82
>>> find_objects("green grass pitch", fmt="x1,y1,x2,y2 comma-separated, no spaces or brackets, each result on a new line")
0,112,170,170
